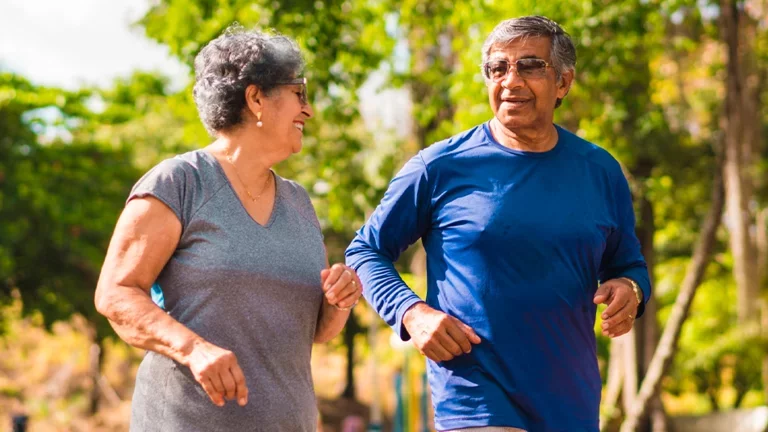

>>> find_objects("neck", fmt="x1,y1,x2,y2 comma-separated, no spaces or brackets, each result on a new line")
489,118,559,152
209,130,273,184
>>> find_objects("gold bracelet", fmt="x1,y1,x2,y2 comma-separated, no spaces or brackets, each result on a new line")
618,277,642,305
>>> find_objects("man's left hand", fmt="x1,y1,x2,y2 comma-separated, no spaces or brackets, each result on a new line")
593,279,639,338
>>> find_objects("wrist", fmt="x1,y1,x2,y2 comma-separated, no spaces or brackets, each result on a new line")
402,301,427,330
323,298,352,314
177,334,204,367
618,277,643,305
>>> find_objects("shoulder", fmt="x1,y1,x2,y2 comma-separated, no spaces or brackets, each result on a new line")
279,176,312,204
278,176,321,228
129,150,228,224
557,125,623,178
418,124,489,168
138,150,222,185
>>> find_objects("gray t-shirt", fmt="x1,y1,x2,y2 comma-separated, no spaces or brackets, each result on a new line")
127,150,325,431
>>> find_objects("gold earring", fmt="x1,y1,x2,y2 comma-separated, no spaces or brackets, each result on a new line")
256,112,263,128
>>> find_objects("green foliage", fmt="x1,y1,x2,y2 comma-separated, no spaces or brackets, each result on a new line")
0,0,767,417
0,72,141,339
138,0,399,242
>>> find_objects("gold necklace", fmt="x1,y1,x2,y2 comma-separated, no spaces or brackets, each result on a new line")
225,151,272,202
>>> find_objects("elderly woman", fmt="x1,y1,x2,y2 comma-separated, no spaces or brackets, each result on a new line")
94,27,362,431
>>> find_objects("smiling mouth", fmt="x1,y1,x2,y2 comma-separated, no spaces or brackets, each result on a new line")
502,99,531,109
293,122,304,132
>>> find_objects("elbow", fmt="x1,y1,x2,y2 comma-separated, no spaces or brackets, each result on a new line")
94,282,117,319
344,235,374,265
313,332,334,344
94,291,110,318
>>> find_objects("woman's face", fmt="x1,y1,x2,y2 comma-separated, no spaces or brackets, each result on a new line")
255,80,314,156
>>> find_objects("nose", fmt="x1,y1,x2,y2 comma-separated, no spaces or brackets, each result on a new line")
303,102,314,119
500,66,525,89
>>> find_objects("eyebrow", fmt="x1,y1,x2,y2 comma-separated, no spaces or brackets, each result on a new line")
488,54,544,61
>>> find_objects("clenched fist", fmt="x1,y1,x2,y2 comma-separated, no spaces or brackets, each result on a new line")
402,302,481,362
183,339,248,407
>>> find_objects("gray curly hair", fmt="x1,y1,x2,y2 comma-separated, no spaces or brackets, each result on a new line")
482,16,576,108
192,25,305,135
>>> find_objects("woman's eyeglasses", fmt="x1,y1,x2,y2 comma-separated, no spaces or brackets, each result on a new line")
276,77,308,105
482,58,552,82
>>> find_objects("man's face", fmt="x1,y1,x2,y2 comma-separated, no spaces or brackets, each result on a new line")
485,36,572,132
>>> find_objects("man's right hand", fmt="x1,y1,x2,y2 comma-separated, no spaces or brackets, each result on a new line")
402,302,481,362
182,339,249,407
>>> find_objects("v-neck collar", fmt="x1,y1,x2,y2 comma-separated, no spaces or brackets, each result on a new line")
202,150,281,229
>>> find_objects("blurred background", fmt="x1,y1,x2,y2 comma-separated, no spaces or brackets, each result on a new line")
1,0,767,431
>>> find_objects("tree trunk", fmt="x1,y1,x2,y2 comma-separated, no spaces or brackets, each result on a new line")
368,311,383,429
619,152,726,432
722,0,767,407
622,330,639,414
88,338,104,415
758,209,768,404
601,340,626,432
341,311,360,399
721,0,760,324
636,194,668,432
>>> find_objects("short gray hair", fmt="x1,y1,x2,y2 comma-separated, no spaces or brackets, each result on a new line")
482,16,576,81
193,25,305,135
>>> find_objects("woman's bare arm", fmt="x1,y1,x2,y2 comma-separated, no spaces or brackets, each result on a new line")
95,197,248,406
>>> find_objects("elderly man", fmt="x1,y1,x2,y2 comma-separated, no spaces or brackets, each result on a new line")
346,16,650,432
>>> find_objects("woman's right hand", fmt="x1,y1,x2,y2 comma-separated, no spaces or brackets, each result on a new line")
183,339,249,407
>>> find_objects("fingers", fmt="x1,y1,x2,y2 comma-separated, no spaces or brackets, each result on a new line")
602,297,634,326
323,265,352,303
424,343,455,362
409,310,482,362
322,264,347,293
606,315,634,338
593,283,612,304
320,268,330,284
323,264,361,309
602,293,630,320
602,295,636,337
435,328,465,357
188,343,248,407
458,321,482,345
201,376,225,407
445,324,473,354
219,370,236,401
331,281,359,308
229,365,248,406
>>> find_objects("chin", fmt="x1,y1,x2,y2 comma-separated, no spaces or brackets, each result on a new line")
498,115,537,131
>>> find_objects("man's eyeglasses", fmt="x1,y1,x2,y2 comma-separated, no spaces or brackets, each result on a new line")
275,77,308,105
482,58,552,82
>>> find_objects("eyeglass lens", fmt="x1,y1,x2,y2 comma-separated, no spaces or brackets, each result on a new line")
485,59,548,81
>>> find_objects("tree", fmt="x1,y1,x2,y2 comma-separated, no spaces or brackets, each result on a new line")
0,72,143,412
720,0,762,325
621,146,725,431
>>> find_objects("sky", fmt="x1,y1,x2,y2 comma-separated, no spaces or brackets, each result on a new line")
0,0,188,90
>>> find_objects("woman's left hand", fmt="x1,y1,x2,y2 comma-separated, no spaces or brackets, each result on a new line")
321,263,362,311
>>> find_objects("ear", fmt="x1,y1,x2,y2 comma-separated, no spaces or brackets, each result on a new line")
557,69,575,100
244,84,263,119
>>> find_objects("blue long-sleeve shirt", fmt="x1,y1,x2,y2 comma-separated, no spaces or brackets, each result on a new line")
346,123,650,432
